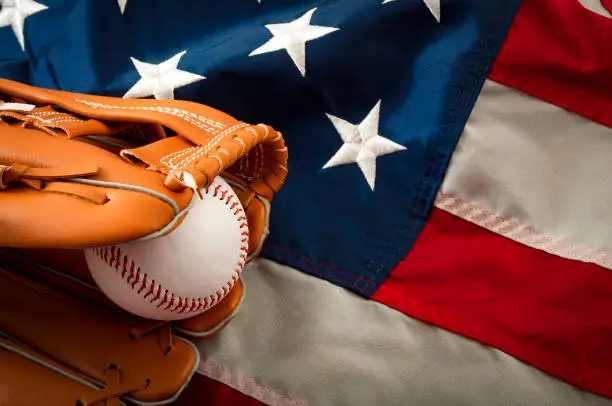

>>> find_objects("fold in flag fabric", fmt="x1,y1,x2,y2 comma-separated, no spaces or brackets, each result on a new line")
182,259,612,406
489,0,612,128
1,0,611,403
373,0,612,399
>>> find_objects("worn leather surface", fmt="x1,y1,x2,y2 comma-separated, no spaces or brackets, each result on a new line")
1,248,245,338
0,264,199,405
0,78,288,252
0,335,124,406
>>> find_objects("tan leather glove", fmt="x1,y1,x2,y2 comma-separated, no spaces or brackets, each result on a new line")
0,263,199,405
1,247,245,340
0,77,288,262
0,78,289,405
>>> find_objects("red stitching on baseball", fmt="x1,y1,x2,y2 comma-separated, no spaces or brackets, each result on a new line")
122,258,129,278
131,271,141,289
178,299,191,314
174,297,184,311
138,275,148,294
90,180,249,315
143,283,154,299
152,285,162,301
128,266,136,285
186,299,197,313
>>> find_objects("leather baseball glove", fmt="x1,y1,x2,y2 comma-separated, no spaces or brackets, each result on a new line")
0,78,288,254
0,78,288,405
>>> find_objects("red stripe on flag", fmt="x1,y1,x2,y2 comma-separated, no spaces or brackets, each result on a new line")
173,373,266,406
489,0,612,128
372,208,612,399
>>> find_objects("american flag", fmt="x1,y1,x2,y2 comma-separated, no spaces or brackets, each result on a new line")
1,0,611,404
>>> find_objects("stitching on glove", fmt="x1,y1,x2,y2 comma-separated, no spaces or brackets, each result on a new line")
29,111,84,123
254,144,264,179
2,110,83,137
75,99,225,133
235,144,263,182
90,182,249,315
161,146,199,169
162,122,248,170
239,149,248,179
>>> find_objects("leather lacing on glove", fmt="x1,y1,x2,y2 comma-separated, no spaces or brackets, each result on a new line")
76,322,177,405
0,112,111,203
0,163,110,204
84,303,181,405
0,101,286,224
0,254,188,406
76,364,150,406
129,319,175,355
76,321,178,405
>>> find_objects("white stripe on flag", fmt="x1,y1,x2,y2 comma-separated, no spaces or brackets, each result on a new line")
438,79,612,269
578,0,612,17
195,259,612,406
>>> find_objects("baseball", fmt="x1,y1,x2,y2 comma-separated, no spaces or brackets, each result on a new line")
83,176,249,321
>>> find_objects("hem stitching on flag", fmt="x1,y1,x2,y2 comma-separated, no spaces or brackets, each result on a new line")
198,358,307,406
435,190,612,271
262,242,378,296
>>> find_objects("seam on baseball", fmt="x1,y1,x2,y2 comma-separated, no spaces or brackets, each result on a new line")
89,182,249,315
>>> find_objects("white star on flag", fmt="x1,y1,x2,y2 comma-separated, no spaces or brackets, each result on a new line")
383,0,441,22
123,50,205,100
0,0,48,51
323,101,406,191
117,0,127,14
249,7,339,77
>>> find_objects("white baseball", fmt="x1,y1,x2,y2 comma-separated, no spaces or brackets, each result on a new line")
83,176,249,321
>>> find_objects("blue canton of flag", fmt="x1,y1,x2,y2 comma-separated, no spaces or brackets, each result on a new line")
0,0,522,296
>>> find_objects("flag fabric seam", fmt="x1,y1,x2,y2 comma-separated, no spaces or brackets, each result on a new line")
263,242,378,296
434,190,612,270
198,358,307,406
